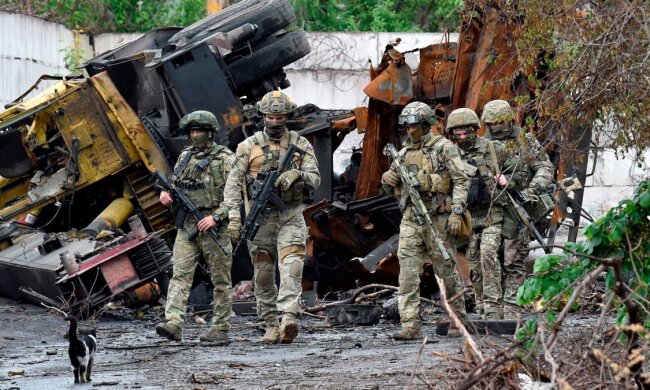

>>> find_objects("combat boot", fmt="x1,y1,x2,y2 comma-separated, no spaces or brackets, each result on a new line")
392,326,422,341
261,317,280,344
280,315,299,344
155,321,182,341
199,328,229,345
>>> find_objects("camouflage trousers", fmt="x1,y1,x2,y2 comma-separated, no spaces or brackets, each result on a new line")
247,206,306,322
397,213,466,330
165,221,233,331
467,224,503,318
502,228,529,318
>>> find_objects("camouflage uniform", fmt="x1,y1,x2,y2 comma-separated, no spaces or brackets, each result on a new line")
482,100,554,318
159,112,234,341
222,128,320,335
382,109,469,336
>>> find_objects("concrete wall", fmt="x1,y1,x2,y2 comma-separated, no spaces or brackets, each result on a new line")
1,11,647,219
0,12,87,107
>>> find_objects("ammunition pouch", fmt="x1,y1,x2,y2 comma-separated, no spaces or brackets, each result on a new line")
280,178,306,203
175,180,206,191
174,208,189,230
439,172,451,193
501,208,520,239
459,210,473,237
467,176,492,210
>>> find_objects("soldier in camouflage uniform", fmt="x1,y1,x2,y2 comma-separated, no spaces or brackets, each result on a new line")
381,102,470,340
481,100,555,319
448,108,525,320
223,91,320,344
155,111,234,344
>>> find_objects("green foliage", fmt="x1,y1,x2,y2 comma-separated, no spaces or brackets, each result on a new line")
1,0,206,33
291,0,464,32
60,31,91,73
517,179,650,349
2,0,464,33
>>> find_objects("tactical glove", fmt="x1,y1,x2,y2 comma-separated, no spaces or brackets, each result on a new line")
382,170,401,187
521,187,540,203
227,218,242,244
447,212,463,237
275,169,301,191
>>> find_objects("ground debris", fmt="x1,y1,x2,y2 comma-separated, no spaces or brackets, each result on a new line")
190,372,237,384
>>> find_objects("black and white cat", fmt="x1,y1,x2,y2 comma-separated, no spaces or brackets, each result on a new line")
65,315,97,384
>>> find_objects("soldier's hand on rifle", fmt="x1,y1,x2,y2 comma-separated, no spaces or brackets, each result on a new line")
495,174,508,187
447,210,463,236
521,187,540,203
160,191,173,206
382,170,401,187
227,218,242,244
275,169,301,191
197,215,217,232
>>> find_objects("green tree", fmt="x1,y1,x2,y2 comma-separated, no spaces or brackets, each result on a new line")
1,0,206,33
291,0,464,32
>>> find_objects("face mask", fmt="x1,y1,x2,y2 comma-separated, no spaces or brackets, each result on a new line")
406,124,425,144
487,122,511,139
453,128,477,149
189,130,212,150
264,115,287,139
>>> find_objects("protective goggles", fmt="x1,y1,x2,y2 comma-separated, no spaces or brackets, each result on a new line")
397,114,422,125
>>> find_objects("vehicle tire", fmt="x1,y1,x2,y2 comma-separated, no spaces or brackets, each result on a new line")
168,0,295,48
227,29,310,88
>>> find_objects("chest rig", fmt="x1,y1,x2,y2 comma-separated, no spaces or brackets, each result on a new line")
247,131,306,204
172,146,227,210
464,140,501,211
398,135,451,212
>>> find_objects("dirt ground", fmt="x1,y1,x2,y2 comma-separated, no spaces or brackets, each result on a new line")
0,295,512,390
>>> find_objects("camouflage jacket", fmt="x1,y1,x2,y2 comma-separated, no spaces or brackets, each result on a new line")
382,132,469,213
222,129,321,221
457,137,526,227
170,142,234,222
486,126,554,195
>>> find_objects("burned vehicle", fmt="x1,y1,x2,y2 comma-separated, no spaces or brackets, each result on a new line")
0,0,591,316
0,0,326,315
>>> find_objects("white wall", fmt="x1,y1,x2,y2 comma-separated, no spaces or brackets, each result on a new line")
1,11,647,219
0,12,87,107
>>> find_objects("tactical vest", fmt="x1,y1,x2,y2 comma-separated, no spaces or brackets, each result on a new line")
172,145,229,211
397,135,452,212
248,130,306,204
464,142,502,211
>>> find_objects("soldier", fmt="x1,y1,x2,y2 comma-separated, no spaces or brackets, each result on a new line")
381,101,470,340
448,108,524,320
223,91,320,344
155,111,234,344
481,100,554,319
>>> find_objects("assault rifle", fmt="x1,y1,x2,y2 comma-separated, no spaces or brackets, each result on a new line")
234,144,307,253
383,143,451,261
505,191,551,254
150,170,227,255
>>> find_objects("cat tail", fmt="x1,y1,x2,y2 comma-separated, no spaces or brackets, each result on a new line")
65,315,78,343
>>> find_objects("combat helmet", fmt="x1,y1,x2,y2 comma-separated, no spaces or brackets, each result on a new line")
446,108,480,131
398,102,437,125
481,100,515,124
447,108,480,149
258,91,295,115
179,110,220,132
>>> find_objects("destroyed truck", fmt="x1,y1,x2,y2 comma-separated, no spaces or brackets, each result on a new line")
0,0,591,316
0,0,337,316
